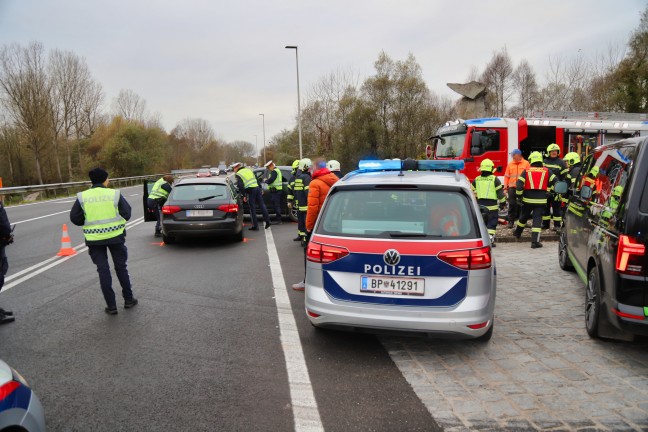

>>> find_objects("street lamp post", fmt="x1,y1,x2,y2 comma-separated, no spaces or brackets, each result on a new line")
285,45,303,159
253,134,258,166
259,113,266,164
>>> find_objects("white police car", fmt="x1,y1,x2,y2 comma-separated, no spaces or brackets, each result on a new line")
0,359,45,432
304,159,496,340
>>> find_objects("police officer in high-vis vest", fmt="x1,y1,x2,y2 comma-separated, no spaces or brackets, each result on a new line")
70,168,137,315
231,162,271,231
471,159,506,247
147,174,174,237
263,160,283,224
514,152,557,249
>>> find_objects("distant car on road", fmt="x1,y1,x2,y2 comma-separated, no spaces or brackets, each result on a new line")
0,359,45,432
196,168,212,178
559,136,648,341
154,176,244,244
304,159,496,341
210,168,220,176
241,166,297,222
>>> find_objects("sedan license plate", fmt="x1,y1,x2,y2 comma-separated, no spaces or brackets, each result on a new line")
360,275,425,296
186,210,213,217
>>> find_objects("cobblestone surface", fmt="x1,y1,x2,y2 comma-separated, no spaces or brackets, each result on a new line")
381,243,648,431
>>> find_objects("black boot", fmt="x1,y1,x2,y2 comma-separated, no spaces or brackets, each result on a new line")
0,313,15,324
531,242,543,249
0,308,13,316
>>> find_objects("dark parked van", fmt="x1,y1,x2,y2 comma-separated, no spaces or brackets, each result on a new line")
559,136,648,340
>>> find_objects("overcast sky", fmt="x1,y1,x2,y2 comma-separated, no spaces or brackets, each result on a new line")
1,0,645,145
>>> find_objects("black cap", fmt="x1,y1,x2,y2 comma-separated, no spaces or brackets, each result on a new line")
89,168,109,184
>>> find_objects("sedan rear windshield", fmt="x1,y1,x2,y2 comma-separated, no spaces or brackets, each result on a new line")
317,189,478,239
171,184,228,201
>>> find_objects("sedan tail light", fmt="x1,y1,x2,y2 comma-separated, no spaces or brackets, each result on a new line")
162,205,182,215
616,234,646,275
218,204,239,213
307,242,349,264
438,246,492,270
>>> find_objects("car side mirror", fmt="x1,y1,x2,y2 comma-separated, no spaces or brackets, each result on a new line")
479,205,490,224
580,185,593,199
554,181,569,195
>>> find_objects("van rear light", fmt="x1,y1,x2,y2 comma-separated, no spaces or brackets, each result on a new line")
438,246,492,270
307,242,350,264
218,204,239,213
162,205,182,215
616,235,646,275
307,310,321,318
467,321,490,329
0,381,19,402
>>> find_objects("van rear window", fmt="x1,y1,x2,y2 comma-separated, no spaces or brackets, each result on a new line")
317,189,478,239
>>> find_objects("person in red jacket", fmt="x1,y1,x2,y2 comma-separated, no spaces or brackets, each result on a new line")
292,158,339,291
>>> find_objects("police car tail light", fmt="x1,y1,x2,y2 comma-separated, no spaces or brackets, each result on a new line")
616,235,645,275
0,380,20,402
162,205,182,215
218,204,239,213
307,242,349,264
437,246,491,270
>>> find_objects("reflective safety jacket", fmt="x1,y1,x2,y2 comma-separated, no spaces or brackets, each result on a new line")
77,188,126,242
148,177,171,201
516,166,556,205
235,167,259,191
265,167,283,191
503,159,530,188
543,156,567,181
471,174,506,211
294,171,311,212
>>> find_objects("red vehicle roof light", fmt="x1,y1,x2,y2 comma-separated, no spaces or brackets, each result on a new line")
0,381,20,402
162,205,182,215
438,246,491,270
307,242,349,264
218,204,239,213
616,235,645,275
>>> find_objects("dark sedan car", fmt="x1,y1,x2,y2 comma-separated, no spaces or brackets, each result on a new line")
152,177,244,243
240,166,297,222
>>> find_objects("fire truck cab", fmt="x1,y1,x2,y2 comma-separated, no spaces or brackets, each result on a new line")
432,111,648,181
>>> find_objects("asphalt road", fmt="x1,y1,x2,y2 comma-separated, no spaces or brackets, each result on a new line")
0,187,437,432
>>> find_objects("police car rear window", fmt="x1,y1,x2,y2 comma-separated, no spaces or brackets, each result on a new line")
170,184,228,201
317,189,477,239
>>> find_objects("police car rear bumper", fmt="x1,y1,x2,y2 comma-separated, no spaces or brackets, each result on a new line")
304,269,496,339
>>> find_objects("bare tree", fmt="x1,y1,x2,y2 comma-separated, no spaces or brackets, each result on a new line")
537,54,591,111
112,88,146,122
173,118,215,151
481,47,514,116
512,59,538,117
0,42,52,184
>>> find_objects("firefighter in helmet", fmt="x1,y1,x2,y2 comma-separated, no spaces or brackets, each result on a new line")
543,143,567,230
471,158,506,246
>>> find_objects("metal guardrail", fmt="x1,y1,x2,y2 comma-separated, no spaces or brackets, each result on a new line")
0,174,165,203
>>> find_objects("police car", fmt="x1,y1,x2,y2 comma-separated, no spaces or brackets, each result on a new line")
0,359,45,431
304,159,496,340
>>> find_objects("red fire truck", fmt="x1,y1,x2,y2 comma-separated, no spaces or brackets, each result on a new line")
431,111,648,180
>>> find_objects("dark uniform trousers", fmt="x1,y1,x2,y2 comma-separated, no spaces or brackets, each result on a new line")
269,191,282,222
247,187,271,228
0,246,7,293
88,242,133,309
147,198,163,233
516,204,544,244
543,196,562,229
507,188,521,224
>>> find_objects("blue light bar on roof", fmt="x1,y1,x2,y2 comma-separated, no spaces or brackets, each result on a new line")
418,160,464,171
358,160,402,171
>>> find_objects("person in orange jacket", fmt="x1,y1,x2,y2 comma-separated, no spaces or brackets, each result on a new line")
292,158,339,291
503,149,530,228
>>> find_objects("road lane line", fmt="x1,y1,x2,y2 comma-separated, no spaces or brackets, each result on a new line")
13,210,70,225
2,217,145,292
264,229,323,432
5,185,141,209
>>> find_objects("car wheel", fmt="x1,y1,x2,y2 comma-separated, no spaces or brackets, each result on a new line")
558,228,574,271
585,266,601,338
474,321,494,342
289,206,298,222
162,234,175,244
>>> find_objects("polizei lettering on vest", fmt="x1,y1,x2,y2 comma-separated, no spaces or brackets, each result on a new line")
363,264,421,276
83,195,114,204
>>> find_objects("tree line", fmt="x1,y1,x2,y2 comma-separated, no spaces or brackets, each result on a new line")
2,8,647,185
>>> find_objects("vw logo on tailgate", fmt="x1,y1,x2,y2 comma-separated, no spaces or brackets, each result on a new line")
383,249,401,266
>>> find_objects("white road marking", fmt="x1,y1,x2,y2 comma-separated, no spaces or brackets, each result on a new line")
264,228,323,432
5,185,141,209
129,193,139,196
2,217,145,292
13,210,70,225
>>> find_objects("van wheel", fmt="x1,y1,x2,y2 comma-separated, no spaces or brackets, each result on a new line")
163,234,175,244
585,266,601,338
474,322,494,342
558,229,574,271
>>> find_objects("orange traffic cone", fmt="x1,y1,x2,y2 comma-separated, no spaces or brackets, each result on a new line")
56,224,77,256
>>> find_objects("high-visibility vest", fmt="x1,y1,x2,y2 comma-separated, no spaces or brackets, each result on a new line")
474,175,497,200
523,167,550,191
148,178,170,200
77,188,126,241
236,167,258,189
269,168,283,191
